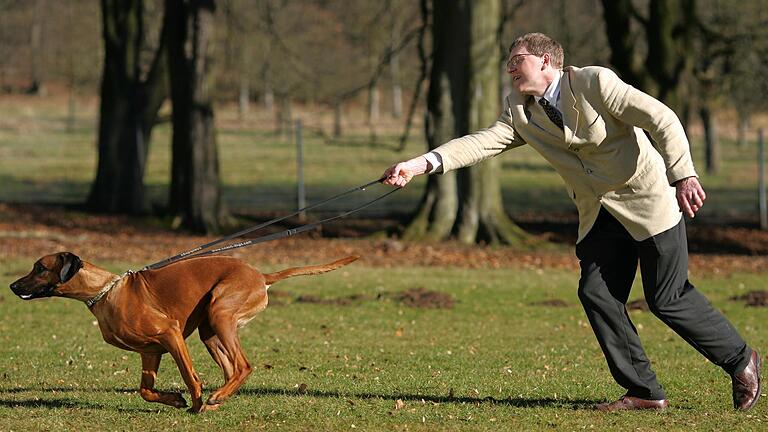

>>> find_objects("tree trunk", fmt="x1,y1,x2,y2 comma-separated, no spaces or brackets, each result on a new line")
368,83,380,125
644,0,692,115
457,0,526,244
368,82,380,141
263,81,274,113
238,44,250,122
599,0,646,89
404,0,527,245
403,72,459,241
88,0,167,214
276,94,292,139
737,110,749,149
390,17,403,119
333,99,343,137
239,72,250,120
600,0,696,120
700,104,720,174
391,56,403,119
27,0,44,95
166,0,223,233
65,0,76,132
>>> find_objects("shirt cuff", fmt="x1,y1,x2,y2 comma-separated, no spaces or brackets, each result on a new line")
423,151,443,174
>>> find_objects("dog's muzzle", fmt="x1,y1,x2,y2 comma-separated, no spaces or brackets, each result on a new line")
10,281,56,300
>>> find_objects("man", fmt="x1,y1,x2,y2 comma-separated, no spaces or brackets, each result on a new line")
381,32,761,411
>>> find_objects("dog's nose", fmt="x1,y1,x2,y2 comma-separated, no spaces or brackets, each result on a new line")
10,282,19,291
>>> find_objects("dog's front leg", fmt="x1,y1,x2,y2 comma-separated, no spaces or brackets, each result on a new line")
139,353,188,408
160,326,206,413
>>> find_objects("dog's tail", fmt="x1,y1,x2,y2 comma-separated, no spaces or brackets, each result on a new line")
263,255,359,286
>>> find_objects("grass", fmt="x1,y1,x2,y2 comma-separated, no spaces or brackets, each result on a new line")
0,259,766,431
1,95,767,430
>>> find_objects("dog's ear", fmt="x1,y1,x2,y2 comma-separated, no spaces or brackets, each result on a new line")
58,252,83,283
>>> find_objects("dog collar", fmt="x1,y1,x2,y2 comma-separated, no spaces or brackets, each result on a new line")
86,271,132,308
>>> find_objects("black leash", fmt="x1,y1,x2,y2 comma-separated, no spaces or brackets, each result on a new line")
142,177,397,271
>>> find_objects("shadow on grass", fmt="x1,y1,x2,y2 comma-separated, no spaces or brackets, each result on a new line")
2,385,601,410
237,386,601,410
0,387,160,413
0,397,103,410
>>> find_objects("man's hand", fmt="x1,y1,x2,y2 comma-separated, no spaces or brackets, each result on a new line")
381,156,429,188
674,176,706,218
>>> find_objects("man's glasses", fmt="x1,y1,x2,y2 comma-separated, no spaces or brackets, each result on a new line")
506,53,537,69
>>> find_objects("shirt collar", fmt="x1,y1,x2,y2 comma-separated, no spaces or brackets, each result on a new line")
535,70,563,107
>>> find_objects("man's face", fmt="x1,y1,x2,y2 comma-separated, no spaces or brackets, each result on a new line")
506,46,549,96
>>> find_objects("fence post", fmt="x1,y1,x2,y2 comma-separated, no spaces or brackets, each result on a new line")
296,118,306,222
759,128,766,230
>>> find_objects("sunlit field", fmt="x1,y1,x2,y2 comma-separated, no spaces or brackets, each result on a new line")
0,95,767,431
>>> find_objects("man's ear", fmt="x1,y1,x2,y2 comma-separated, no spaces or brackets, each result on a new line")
58,252,83,283
541,52,550,69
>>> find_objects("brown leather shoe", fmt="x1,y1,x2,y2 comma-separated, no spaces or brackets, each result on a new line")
732,350,762,410
596,395,669,411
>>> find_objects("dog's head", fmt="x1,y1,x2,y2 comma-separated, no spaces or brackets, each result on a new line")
10,252,83,300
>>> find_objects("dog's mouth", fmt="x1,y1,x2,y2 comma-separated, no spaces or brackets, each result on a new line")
12,284,57,300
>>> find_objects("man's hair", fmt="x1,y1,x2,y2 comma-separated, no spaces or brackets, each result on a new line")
509,33,564,68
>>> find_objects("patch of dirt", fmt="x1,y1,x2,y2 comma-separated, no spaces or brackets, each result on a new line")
687,225,768,255
295,293,372,306
1,203,767,278
264,289,292,306
730,290,768,307
265,288,453,310
530,299,570,307
391,287,454,309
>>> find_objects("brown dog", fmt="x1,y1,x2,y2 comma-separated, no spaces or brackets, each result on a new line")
10,251,358,413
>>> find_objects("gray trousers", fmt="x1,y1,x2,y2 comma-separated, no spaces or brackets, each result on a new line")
575,207,751,400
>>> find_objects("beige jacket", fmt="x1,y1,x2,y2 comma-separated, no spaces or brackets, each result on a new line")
433,65,697,242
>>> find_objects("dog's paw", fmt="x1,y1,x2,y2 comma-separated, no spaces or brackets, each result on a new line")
172,396,188,409
201,402,222,412
186,404,204,414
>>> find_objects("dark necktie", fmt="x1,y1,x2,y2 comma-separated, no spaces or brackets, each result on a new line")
538,98,563,131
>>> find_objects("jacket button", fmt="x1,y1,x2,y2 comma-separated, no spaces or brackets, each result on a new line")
586,168,593,174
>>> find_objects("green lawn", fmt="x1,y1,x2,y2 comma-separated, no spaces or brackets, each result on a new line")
1,97,767,430
0,260,766,431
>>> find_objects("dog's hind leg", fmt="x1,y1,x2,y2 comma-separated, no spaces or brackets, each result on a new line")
203,314,253,406
199,319,235,382
139,353,188,408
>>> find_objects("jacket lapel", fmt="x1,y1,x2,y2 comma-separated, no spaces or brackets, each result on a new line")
562,68,580,146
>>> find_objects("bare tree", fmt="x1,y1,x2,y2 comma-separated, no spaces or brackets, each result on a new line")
27,0,44,94
707,0,768,149
601,0,768,174
600,0,697,119
166,0,224,233
88,0,168,214
404,0,528,244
